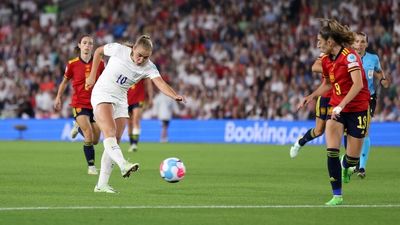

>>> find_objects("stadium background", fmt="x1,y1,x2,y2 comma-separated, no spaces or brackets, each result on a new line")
1,1,400,225
0,0,399,121
0,0,399,144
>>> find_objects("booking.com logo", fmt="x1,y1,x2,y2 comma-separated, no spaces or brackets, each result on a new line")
224,121,324,145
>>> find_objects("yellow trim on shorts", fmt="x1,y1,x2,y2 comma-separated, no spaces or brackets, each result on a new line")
72,108,77,118
366,105,371,131
315,96,321,117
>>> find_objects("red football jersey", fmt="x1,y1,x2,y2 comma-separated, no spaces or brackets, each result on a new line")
64,57,105,109
127,79,146,105
322,48,370,112
320,54,333,98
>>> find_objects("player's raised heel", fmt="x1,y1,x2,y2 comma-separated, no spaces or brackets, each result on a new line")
121,162,140,178
290,138,302,158
94,184,118,193
70,121,80,139
357,168,366,179
88,165,98,175
325,196,343,206
128,144,138,152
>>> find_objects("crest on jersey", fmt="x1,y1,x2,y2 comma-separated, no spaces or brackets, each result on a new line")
346,53,357,63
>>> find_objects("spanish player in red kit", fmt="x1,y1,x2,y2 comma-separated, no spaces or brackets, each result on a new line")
127,79,153,152
54,35,105,175
298,19,370,205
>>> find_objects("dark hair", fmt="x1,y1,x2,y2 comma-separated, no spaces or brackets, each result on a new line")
134,35,153,50
355,31,368,43
74,34,94,54
319,19,355,47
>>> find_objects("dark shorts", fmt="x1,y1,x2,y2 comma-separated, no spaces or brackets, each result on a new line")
128,101,144,114
315,96,331,120
72,108,95,123
370,93,377,117
329,110,369,138
162,120,170,127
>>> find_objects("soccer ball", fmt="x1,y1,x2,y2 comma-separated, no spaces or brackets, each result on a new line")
159,157,186,183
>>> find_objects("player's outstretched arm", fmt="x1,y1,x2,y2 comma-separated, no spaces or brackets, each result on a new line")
85,46,104,90
311,58,323,73
297,78,331,110
151,77,186,103
54,77,70,111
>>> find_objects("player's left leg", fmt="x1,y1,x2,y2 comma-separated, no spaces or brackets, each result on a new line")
324,119,344,206
115,117,139,177
341,111,367,183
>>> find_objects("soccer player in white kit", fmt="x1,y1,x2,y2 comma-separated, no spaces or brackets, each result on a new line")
85,35,185,193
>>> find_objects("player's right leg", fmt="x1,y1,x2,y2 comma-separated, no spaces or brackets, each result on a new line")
94,150,117,193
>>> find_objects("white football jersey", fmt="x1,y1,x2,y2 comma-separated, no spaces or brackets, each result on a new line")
92,43,160,105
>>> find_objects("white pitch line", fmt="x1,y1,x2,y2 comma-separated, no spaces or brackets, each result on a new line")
1,205,400,211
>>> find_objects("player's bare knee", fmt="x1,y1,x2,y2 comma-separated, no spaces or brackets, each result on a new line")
314,127,324,137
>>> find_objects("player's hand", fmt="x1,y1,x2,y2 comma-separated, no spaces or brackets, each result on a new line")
331,106,342,120
297,95,314,111
175,95,186,103
54,98,62,111
381,74,392,88
85,76,95,90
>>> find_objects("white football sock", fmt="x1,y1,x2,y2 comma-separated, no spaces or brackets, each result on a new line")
97,150,113,187
103,137,126,170
132,128,141,135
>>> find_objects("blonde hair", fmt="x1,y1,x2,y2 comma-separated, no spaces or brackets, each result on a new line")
134,35,153,50
319,19,355,47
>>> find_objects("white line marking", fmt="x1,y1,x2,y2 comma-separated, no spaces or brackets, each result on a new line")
1,205,400,211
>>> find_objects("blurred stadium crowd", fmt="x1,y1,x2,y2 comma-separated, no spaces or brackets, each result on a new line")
0,0,399,121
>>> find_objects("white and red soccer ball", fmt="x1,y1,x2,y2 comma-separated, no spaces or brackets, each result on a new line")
160,157,186,183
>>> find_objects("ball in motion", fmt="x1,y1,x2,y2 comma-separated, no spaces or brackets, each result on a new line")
160,157,186,183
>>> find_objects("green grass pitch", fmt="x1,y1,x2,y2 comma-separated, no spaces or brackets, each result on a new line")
0,141,399,225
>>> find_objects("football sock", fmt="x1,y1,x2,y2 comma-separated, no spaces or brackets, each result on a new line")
83,142,95,166
97,150,113,187
299,128,318,146
327,148,341,195
342,154,359,169
343,134,347,149
78,127,84,137
359,136,370,169
131,128,140,145
103,137,126,170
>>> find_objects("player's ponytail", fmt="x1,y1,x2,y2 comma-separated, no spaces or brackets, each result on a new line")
319,19,355,47
134,34,153,51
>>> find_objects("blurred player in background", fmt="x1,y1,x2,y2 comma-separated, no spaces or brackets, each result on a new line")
54,35,105,175
298,19,370,205
127,79,153,152
86,35,185,193
352,32,390,178
153,89,179,143
290,40,333,158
